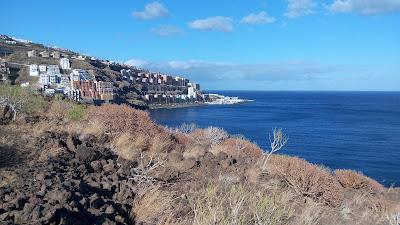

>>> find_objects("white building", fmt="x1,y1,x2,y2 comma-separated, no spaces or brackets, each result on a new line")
39,65,47,73
48,73,60,84
40,73,49,85
77,55,86,61
70,69,91,81
60,58,71,70
59,75,70,88
51,51,60,59
188,87,197,99
47,65,60,74
40,51,50,58
29,64,39,76
27,50,37,57
5,40,16,45
40,73,60,85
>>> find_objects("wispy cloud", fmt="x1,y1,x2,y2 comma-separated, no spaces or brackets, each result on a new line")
132,1,169,20
188,16,234,32
125,59,349,83
327,0,400,15
284,0,316,18
151,25,183,37
241,11,276,24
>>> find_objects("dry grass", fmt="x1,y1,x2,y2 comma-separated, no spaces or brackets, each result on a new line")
335,169,385,193
267,155,344,206
183,145,206,160
132,186,183,225
88,104,160,138
46,100,73,120
149,131,175,153
188,180,293,225
112,133,148,160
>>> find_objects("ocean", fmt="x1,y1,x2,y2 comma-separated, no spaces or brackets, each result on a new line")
150,91,400,187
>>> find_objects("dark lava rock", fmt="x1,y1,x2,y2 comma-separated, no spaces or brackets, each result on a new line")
0,133,135,225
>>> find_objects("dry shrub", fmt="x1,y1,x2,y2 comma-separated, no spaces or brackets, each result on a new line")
112,133,148,160
188,181,292,225
291,201,327,225
183,145,206,160
132,186,175,224
81,120,106,137
88,104,159,138
174,123,198,134
211,137,263,158
335,169,385,193
46,100,73,120
173,132,194,146
339,191,396,225
149,131,175,153
190,127,228,147
267,155,344,206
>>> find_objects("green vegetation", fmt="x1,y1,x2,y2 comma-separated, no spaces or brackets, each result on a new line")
66,104,86,121
0,85,47,119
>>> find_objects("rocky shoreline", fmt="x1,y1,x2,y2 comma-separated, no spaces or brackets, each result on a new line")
148,102,206,110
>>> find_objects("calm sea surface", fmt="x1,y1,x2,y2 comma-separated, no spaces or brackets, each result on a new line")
150,91,400,186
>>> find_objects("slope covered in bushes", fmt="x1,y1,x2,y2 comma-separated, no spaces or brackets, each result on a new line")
0,89,399,224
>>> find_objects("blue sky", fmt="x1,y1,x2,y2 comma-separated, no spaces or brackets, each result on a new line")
1,0,400,91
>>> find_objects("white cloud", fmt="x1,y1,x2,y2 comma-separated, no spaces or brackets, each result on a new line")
132,1,169,20
241,11,276,24
328,0,400,15
188,16,234,32
151,25,183,36
284,0,316,18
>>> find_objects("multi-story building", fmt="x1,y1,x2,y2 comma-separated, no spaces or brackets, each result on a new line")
47,65,60,74
70,69,91,81
95,81,114,101
188,86,197,99
48,73,60,84
29,64,39,76
60,58,71,70
5,40,16,45
39,65,47,74
39,73,49,85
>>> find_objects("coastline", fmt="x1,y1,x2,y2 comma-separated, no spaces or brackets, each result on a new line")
148,102,207,110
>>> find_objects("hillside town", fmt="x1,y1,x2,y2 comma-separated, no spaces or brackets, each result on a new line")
0,34,204,106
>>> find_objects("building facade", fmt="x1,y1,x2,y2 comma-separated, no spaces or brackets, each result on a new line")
29,64,39,76
60,58,71,70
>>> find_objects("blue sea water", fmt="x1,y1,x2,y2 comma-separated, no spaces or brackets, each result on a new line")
150,91,400,187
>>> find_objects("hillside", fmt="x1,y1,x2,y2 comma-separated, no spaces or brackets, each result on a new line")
0,86,399,225
0,35,204,109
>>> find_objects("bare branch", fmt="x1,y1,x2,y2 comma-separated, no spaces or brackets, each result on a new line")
261,128,289,171
129,153,165,185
